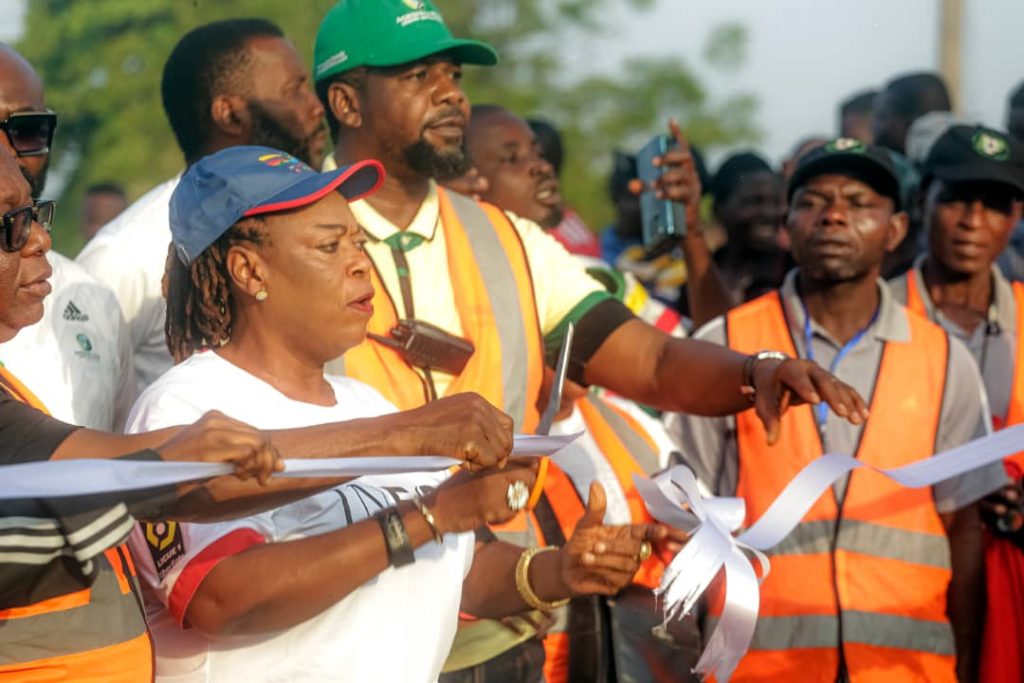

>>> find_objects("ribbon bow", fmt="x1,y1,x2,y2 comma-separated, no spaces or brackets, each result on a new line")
634,467,768,681
635,423,1024,682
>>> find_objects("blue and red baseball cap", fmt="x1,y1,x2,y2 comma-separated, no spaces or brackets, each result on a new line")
170,145,384,265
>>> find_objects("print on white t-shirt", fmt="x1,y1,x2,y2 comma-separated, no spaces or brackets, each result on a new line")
126,351,474,683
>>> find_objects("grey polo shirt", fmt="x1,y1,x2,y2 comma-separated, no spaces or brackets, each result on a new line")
890,255,1019,426
665,270,1006,513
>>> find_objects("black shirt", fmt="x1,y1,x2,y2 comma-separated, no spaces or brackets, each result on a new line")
0,388,80,464
0,388,172,609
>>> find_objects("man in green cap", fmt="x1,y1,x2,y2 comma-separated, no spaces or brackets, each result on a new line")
312,1,869,680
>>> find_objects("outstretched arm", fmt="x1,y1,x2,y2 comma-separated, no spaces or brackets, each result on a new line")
48,393,514,521
584,319,868,444
184,463,537,636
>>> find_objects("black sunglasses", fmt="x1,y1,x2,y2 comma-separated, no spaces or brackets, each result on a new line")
2,200,55,252
0,111,57,157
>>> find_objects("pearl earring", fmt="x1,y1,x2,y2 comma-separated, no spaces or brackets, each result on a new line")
255,289,268,302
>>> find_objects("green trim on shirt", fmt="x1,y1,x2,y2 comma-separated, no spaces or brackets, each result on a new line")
544,290,612,359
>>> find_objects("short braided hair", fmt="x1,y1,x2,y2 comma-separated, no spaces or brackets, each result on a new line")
165,217,266,362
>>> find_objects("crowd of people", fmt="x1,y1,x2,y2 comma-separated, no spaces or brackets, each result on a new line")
0,1,1022,681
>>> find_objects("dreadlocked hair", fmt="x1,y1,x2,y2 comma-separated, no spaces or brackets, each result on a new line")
165,217,266,363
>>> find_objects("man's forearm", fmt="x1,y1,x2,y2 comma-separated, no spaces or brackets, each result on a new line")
584,319,750,416
461,541,572,618
680,229,732,329
167,414,452,519
944,506,985,683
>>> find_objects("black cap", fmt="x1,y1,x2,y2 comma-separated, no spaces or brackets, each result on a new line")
788,138,902,210
923,124,1024,196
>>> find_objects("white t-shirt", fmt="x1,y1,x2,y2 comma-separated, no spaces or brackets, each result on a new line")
77,176,180,392
125,351,474,683
0,251,136,430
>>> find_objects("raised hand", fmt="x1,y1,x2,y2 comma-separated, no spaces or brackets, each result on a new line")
627,119,702,225
157,410,283,485
391,392,514,471
560,482,685,596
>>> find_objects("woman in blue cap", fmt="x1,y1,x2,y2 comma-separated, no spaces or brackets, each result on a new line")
125,145,683,682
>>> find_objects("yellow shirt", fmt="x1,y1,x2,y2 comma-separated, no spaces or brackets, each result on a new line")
327,156,607,396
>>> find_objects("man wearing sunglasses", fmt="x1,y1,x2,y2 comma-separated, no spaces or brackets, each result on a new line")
0,44,138,431
0,109,53,196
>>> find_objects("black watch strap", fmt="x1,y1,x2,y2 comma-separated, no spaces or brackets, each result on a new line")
376,507,415,568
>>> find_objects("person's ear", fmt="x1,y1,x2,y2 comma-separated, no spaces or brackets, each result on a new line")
210,95,250,139
885,210,910,253
225,243,268,301
329,82,363,129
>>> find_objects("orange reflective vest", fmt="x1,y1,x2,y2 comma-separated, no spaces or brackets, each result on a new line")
340,187,545,433
0,366,153,682
905,273,1024,470
718,291,955,683
905,272,1024,683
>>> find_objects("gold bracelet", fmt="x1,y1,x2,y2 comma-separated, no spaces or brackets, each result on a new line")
411,495,444,545
515,546,570,612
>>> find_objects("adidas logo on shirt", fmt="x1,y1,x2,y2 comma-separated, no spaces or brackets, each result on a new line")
63,301,90,322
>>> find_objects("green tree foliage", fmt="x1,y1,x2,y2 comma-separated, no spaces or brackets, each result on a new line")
17,0,758,253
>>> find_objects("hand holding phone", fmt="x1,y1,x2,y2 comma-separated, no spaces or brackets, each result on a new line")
631,120,703,255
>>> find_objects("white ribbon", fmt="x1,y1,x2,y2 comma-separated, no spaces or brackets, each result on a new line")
0,432,581,500
635,423,1024,682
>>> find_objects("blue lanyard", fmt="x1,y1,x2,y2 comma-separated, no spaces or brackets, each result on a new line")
801,300,878,429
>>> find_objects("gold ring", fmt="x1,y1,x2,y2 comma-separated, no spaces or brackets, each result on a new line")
638,541,653,562
507,480,530,512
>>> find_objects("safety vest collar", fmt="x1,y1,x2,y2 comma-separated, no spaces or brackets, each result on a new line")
776,270,912,348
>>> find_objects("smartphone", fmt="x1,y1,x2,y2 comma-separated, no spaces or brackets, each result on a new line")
636,134,687,256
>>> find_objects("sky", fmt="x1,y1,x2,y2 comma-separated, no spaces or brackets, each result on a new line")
2,0,1022,168
564,0,1024,165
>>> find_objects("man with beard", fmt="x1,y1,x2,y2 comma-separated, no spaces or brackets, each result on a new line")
0,44,137,431
313,2,868,680
78,18,327,390
669,139,1002,682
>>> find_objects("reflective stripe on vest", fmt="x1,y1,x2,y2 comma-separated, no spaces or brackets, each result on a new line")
0,368,153,681
721,291,955,683
906,274,1024,469
339,188,544,432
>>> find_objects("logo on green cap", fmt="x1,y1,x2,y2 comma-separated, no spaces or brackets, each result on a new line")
972,131,1010,161
402,0,426,8
826,138,866,154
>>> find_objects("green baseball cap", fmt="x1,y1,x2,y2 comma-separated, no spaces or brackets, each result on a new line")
314,0,498,83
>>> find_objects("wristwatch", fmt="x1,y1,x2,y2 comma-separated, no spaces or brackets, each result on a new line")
741,351,789,402
375,507,416,568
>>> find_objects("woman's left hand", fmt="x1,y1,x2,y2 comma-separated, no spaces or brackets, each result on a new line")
559,482,688,596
